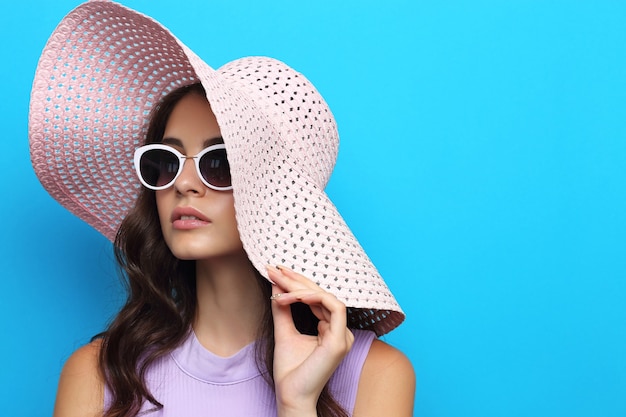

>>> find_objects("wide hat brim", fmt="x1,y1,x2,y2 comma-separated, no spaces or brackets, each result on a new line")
29,0,404,335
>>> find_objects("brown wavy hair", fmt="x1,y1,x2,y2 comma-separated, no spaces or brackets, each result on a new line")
98,83,349,417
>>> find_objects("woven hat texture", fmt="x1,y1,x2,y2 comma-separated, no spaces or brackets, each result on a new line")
29,0,404,335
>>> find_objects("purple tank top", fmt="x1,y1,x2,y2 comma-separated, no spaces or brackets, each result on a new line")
104,329,375,416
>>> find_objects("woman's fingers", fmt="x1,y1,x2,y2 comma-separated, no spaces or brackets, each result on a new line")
268,274,298,338
267,265,322,292
271,289,344,326
267,266,346,325
267,265,351,354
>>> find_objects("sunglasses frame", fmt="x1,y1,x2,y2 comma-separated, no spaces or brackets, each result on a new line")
133,143,233,191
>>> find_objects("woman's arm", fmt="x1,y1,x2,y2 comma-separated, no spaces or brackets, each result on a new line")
353,340,416,417
53,340,104,417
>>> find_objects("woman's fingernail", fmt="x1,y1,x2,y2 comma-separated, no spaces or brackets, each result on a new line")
270,293,283,301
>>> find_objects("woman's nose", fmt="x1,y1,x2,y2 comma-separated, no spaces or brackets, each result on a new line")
173,157,205,196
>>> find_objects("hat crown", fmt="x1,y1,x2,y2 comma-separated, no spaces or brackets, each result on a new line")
217,58,339,189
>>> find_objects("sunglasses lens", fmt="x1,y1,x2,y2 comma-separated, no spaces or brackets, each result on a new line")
139,148,180,188
199,148,231,188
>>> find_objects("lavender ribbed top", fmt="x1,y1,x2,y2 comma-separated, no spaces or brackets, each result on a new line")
104,329,375,416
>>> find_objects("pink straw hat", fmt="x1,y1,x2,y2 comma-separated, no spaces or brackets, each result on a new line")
29,0,404,335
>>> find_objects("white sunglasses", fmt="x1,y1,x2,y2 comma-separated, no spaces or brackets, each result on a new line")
133,143,232,191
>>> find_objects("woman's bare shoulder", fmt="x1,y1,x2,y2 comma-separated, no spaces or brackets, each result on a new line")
53,339,104,417
353,339,416,417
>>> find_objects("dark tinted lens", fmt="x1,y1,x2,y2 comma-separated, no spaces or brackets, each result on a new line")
199,148,231,188
139,148,180,187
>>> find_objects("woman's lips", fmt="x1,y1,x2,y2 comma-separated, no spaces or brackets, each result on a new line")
171,206,211,230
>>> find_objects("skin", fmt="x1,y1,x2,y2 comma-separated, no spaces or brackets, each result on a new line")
53,92,416,417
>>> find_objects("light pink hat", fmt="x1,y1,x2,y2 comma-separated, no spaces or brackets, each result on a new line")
29,0,404,335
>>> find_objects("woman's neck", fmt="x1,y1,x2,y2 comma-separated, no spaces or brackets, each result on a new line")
192,253,267,357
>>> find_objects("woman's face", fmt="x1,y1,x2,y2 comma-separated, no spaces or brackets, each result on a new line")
155,92,244,261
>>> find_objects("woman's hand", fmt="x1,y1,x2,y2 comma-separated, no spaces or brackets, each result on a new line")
266,265,355,417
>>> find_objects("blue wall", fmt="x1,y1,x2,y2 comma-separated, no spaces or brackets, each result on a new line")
2,1,625,416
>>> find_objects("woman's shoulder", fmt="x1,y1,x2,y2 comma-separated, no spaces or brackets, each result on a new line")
354,337,416,417
366,338,414,373
53,339,104,417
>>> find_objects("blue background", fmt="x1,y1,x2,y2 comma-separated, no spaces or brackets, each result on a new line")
1,1,625,416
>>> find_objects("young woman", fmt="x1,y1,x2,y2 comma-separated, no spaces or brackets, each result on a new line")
29,2,415,416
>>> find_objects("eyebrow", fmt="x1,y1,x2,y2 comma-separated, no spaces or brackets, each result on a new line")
161,136,224,149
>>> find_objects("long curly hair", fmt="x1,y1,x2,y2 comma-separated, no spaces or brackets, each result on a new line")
98,83,349,417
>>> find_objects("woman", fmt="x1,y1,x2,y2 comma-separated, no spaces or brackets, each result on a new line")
29,2,415,416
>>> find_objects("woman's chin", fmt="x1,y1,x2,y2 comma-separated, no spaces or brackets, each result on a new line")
168,241,246,262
